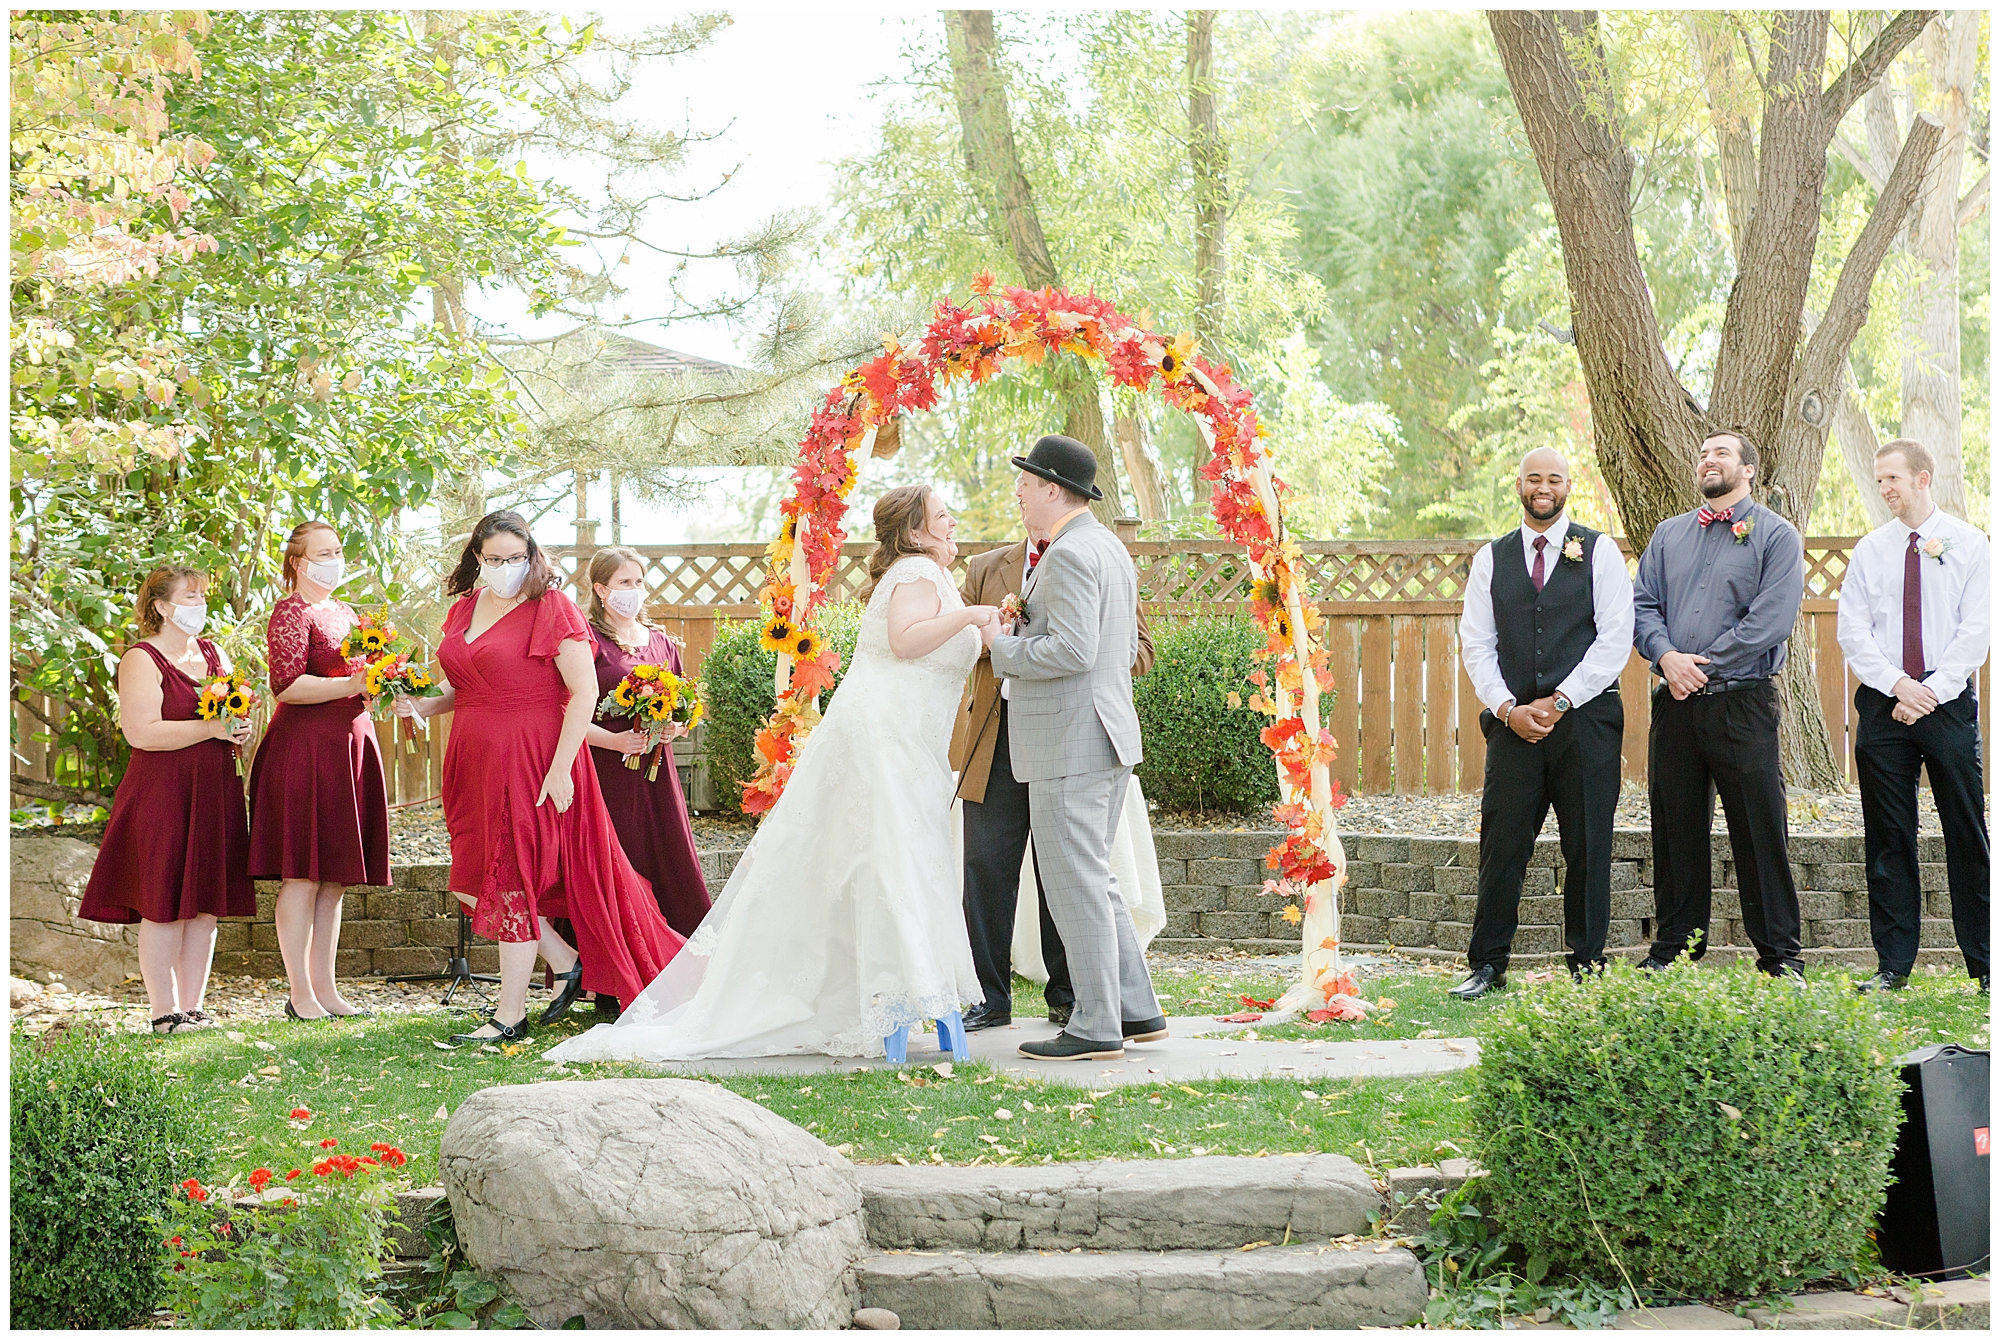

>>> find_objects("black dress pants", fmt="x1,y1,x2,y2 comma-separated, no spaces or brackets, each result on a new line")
961,700,1073,1015
1647,680,1804,973
1854,685,1990,980
1468,692,1622,973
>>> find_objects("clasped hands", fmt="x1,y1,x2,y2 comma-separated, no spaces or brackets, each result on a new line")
1891,675,1939,725
970,603,1013,648
1504,696,1561,742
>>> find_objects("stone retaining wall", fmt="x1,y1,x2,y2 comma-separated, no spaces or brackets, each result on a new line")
10,826,1970,987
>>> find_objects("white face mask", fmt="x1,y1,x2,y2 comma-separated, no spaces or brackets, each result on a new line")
166,603,208,637
304,556,345,590
603,587,646,620
480,559,529,599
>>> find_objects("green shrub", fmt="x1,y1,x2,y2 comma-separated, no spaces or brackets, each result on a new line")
1133,614,1279,813
10,1025,206,1329
1473,961,1905,1297
700,601,863,814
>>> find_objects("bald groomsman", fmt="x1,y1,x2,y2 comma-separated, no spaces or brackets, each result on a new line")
1836,439,1989,994
1450,448,1634,1000
1633,429,1806,979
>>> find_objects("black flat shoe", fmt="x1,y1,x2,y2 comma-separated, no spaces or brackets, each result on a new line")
325,1007,374,1019
1018,1031,1123,1061
1122,1015,1168,1042
541,963,585,1025
1636,957,1672,973
1854,971,1908,993
448,1016,529,1047
284,1000,329,1022
1448,965,1505,1001
962,1003,1012,1032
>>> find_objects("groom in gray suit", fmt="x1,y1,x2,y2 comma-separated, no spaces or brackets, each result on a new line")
983,435,1167,1061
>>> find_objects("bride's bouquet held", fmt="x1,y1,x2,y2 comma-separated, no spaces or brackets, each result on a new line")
599,663,704,781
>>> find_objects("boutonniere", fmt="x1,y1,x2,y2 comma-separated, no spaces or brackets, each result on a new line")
1560,537,1585,564
1731,518,1754,545
1000,593,1027,626
1920,536,1954,565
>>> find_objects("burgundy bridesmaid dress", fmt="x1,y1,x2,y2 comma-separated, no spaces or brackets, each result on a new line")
247,594,391,886
587,624,713,936
79,640,257,924
435,589,684,1003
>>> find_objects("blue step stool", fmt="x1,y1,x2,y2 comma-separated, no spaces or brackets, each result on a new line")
884,1011,970,1065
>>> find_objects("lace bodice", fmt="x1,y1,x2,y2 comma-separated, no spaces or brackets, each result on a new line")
267,594,360,696
852,556,982,690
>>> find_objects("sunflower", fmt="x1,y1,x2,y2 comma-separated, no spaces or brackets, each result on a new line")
408,670,431,689
645,694,673,722
224,690,249,715
791,629,822,661
1249,578,1282,609
631,663,659,682
360,629,387,653
612,681,636,708
759,615,796,653
1270,611,1293,643
683,699,705,728
195,693,221,720
1159,331,1199,382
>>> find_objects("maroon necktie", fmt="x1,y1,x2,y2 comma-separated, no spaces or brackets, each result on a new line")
1531,534,1548,592
1903,531,1926,680
1698,505,1733,527
1026,538,1050,571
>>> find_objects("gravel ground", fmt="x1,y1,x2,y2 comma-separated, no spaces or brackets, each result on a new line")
9,974,462,1037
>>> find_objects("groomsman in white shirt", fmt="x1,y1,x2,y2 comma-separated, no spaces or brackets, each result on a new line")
1449,448,1635,1000
1835,439,1990,994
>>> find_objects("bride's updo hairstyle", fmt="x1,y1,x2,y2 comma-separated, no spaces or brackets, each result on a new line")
862,485,937,598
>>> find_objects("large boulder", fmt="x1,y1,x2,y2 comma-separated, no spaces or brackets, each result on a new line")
440,1078,865,1329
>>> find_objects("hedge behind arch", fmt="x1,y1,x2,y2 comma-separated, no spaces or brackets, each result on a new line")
741,275,1357,1003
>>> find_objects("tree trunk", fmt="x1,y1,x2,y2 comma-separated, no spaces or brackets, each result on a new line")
945,9,1122,525
1832,359,1895,529
1185,10,1225,514
1115,407,1169,522
1488,8,1933,793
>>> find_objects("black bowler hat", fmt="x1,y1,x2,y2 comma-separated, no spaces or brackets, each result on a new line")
1011,434,1103,501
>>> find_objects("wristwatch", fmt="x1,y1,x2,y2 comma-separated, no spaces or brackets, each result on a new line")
1553,692,1573,714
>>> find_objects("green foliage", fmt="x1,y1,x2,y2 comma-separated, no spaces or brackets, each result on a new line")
1413,1180,1634,1330
386,1196,527,1329
10,1026,205,1329
1472,961,1905,1297
700,602,864,815
1133,614,1278,813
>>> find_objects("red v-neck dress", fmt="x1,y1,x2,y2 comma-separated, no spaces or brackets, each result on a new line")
588,624,713,936
246,594,391,886
78,640,256,924
435,589,684,1002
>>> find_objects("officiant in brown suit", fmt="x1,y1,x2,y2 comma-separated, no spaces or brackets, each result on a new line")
951,511,1154,1033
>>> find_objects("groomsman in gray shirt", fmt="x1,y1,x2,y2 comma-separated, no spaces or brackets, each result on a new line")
1632,429,1807,978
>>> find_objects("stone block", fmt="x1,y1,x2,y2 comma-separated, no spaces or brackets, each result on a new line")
390,1187,446,1259
1610,861,1641,892
1610,829,1651,861
467,946,500,974
1610,889,1653,921
1514,925,1561,955
1225,885,1274,913
1915,834,1947,864
1163,885,1218,914
250,922,279,952
341,891,368,919
1891,1276,1990,1329
1815,863,1868,892
395,864,452,891
1349,888,1409,919
1518,897,1563,927
1226,833,1281,860
1919,918,1963,948
373,947,447,977
407,916,459,948
1342,862,1381,890
1407,892,1451,922
256,891,278,920
1340,915,1385,945
1149,833,1206,860
1787,834,1858,864
1354,836,1410,864
1919,863,1950,892
1188,858,1260,887
1521,866,1555,897
1529,837,1564,868
1453,838,1482,868
1380,863,1433,893
1162,911,1200,938
368,889,442,922
1407,837,1460,867
1153,858,1186,887
335,949,373,979
1924,890,1955,918
1385,918,1434,948
1797,891,1843,921
335,919,399,951
1198,912,1267,940
1433,866,1478,898
1611,1302,1753,1329
1745,1289,1920,1329
213,921,250,953
1712,890,1743,920
244,952,286,978
1604,920,1643,949
1809,920,1873,949
1432,921,1472,953
1452,895,1481,922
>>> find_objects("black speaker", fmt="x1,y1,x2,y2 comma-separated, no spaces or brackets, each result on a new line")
1876,1044,1989,1277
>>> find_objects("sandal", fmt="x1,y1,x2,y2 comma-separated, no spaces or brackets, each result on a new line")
150,1013,188,1036
447,1015,529,1048
181,1009,219,1028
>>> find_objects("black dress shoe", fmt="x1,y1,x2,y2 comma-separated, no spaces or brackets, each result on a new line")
448,1015,529,1047
1122,1015,1168,1043
1447,966,1504,1001
541,963,585,1025
1018,1031,1124,1061
1046,1004,1073,1028
962,1003,1012,1032
593,994,622,1018
1636,957,1672,973
1567,961,1607,983
1855,971,1909,993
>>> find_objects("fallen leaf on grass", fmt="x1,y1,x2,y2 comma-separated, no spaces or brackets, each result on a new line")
433,1104,449,1121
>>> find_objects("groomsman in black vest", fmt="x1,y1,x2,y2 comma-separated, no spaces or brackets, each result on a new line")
1450,448,1635,1000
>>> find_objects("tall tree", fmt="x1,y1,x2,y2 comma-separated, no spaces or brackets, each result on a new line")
1185,10,1226,511
1488,9,1938,789
944,9,1121,526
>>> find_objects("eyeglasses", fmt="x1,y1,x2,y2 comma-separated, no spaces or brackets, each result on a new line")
478,554,530,569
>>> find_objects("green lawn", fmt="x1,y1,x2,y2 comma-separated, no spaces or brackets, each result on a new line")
27,961,1984,1194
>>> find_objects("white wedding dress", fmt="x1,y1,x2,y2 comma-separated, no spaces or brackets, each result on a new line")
546,556,984,1062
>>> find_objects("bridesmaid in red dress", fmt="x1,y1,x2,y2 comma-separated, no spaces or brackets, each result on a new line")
582,546,712,940
79,566,256,1034
247,520,391,1021
396,510,684,1044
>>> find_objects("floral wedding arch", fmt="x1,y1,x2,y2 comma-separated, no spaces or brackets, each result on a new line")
739,274,1364,1018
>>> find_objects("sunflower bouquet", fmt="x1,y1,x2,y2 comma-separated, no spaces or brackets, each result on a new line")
362,651,443,739
597,663,705,781
194,670,259,775
337,610,400,663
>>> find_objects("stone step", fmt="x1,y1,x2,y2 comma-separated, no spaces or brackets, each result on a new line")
856,1153,1377,1252
858,1242,1427,1329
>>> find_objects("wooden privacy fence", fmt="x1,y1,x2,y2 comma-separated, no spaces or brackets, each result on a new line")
14,537,1989,804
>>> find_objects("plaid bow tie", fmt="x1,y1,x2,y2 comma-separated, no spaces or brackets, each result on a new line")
1697,505,1734,527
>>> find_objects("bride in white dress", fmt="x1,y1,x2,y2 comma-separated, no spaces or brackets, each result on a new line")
547,486,993,1062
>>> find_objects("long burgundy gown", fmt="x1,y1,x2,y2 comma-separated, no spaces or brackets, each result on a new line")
79,640,257,924
436,589,683,1003
247,594,391,886
588,624,713,936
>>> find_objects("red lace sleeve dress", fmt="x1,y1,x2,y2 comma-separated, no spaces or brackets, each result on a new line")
588,624,713,935
247,594,391,886
78,640,257,924
435,589,685,1002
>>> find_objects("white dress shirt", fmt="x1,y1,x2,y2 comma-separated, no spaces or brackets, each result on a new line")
1460,515,1636,714
1835,505,1990,704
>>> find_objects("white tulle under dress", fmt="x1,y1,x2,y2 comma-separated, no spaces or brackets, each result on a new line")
545,556,984,1062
